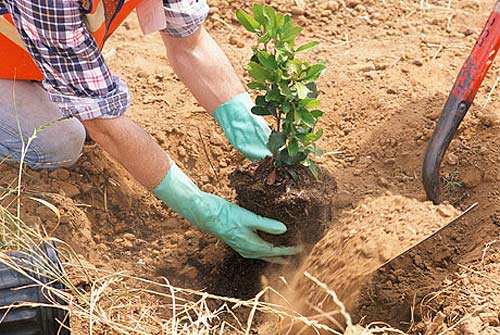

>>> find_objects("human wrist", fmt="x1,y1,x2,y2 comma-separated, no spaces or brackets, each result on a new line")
212,93,271,162
152,163,211,229
212,92,252,116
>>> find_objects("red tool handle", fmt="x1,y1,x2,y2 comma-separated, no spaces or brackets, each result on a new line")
423,1,500,204
453,2,500,100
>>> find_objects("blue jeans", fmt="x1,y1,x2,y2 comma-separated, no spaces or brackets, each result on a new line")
0,79,85,169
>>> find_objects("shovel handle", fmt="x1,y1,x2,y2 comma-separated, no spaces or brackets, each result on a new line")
423,1,500,204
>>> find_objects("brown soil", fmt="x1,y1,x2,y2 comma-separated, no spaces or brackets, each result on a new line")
230,159,337,247
416,245,500,335
3,0,500,333
294,195,460,329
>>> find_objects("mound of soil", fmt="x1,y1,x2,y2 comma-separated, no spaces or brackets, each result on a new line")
293,194,459,328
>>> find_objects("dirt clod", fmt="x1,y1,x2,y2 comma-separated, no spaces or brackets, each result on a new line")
459,316,484,335
461,167,484,189
479,312,500,327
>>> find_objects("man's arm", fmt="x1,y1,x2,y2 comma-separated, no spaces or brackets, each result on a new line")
162,26,272,162
161,27,244,113
83,115,301,263
82,116,171,190
6,0,300,261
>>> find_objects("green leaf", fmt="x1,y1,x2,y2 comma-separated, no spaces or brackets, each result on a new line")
282,118,293,134
280,26,303,43
288,138,299,157
296,41,320,53
304,62,327,81
282,101,291,114
276,41,293,56
297,132,319,142
286,59,302,76
287,168,299,182
307,160,319,179
251,106,272,116
295,83,310,99
252,4,266,25
266,101,278,117
267,131,286,153
311,109,324,118
275,68,284,81
294,109,302,123
300,109,316,127
248,82,268,90
236,9,260,33
300,98,321,109
265,89,282,102
315,128,324,140
255,95,266,106
278,81,292,97
257,51,278,69
250,53,259,64
248,61,274,82
258,32,272,44
277,150,307,166
263,6,277,36
315,147,324,157
276,12,285,28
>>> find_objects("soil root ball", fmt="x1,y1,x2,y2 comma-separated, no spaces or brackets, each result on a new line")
230,161,337,247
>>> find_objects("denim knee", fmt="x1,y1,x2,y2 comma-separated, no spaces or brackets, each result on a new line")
0,79,86,169
0,117,86,169
29,117,86,169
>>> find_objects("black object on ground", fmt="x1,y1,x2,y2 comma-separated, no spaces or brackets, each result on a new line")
0,242,70,335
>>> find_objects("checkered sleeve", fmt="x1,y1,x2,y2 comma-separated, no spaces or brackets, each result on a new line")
2,0,130,121
161,0,209,38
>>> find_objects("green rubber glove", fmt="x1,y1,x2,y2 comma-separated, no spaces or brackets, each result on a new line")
212,92,271,162
153,163,302,264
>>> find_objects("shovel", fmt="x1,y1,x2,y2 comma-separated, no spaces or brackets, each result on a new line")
356,3,500,326
423,0,500,204
378,1,500,268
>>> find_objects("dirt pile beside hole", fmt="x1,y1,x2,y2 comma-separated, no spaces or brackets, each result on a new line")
293,194,459,329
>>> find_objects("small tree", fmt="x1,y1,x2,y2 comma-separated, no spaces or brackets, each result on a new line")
236,4,327,178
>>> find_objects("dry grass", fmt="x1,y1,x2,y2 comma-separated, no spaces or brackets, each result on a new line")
0,214,406,335
414,242,500,334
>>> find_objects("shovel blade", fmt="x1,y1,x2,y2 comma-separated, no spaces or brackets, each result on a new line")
355,203,488,329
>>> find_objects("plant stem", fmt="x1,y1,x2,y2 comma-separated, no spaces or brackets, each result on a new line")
276,107,281,133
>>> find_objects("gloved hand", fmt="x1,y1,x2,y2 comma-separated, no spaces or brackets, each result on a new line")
212,92,272,162
153,163,302,263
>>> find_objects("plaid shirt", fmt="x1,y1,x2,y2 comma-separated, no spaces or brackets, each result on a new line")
0,0,208,121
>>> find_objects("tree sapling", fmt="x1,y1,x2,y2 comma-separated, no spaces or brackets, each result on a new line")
236,4,327,179
230,5,336,248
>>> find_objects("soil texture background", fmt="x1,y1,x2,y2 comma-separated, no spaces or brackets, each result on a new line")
2,0,500,334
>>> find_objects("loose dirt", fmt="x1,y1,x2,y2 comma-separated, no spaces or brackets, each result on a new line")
294,194,459,329
2,0,500,333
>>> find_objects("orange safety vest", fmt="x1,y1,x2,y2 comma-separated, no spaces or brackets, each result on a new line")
0,0,142,81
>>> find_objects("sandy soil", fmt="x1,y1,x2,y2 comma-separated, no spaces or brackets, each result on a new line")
295,195,460,324
2,0,500,334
